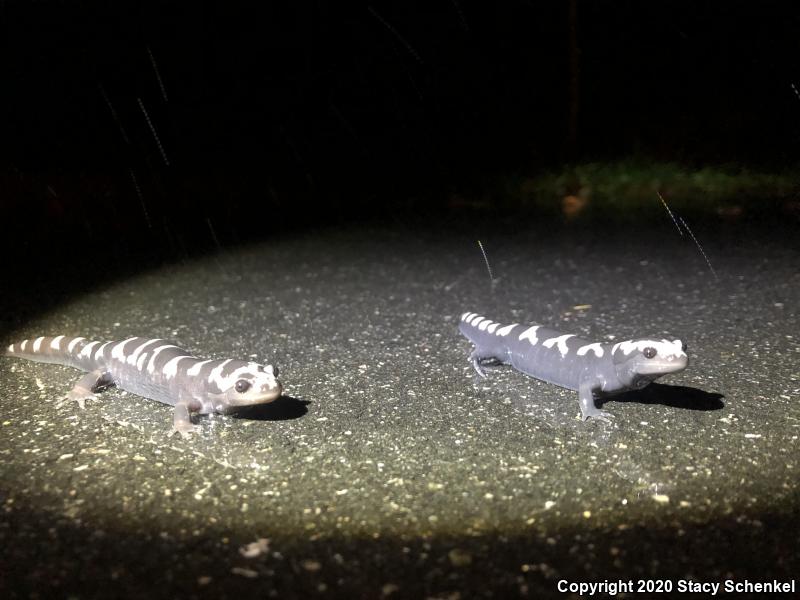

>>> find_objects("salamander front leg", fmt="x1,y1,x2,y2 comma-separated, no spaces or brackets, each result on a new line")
578,381,613,422
65,369,113,409
171,403,198,439
170,393,203,439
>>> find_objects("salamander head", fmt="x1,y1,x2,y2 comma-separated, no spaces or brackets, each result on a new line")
208,361,282,414
612,338,688,390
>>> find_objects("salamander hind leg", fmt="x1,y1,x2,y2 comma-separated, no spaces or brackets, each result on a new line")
64,369,114,409
469,349,488,378
469,348,505,378
578,382,613,423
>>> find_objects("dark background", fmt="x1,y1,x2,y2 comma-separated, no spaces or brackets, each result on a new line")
2,5,799,596
2,1,799,254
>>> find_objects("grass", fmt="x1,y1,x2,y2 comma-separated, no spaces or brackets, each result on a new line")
499,160,799,220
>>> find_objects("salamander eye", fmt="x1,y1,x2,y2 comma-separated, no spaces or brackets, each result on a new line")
681,342,687,353
235,379,252,394
643,347,657,359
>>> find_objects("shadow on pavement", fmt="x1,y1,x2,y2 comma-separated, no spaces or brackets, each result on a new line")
232,395,311,421
608,383,725,412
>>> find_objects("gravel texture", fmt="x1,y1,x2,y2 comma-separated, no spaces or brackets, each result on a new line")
1,217,798,598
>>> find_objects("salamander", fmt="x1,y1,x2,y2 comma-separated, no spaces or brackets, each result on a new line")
458,312,688,420
4,336,282,437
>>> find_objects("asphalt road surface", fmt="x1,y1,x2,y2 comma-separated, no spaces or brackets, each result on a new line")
1,216,798,598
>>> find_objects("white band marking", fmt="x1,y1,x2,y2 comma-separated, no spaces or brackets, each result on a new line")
495,324,517,337
163,355,190,379
67,337,86,353
95,341,113,360
79,341,100,359
519,326,541,345
543,334,575,357
127,339,163,365
577,342,605,358
207,359,233,384
111,338,138,361
187,360,213,376
146,345,181,374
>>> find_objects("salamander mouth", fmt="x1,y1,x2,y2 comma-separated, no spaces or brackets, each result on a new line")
638,355,689,375
226,385,283,410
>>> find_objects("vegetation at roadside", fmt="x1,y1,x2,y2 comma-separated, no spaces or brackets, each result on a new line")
494,161,799,220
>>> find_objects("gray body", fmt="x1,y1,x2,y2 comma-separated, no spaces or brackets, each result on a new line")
4,335,282,437
458,312,688,420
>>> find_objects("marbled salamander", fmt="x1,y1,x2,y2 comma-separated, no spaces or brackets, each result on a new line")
4,336,282,437
459,312,688,420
